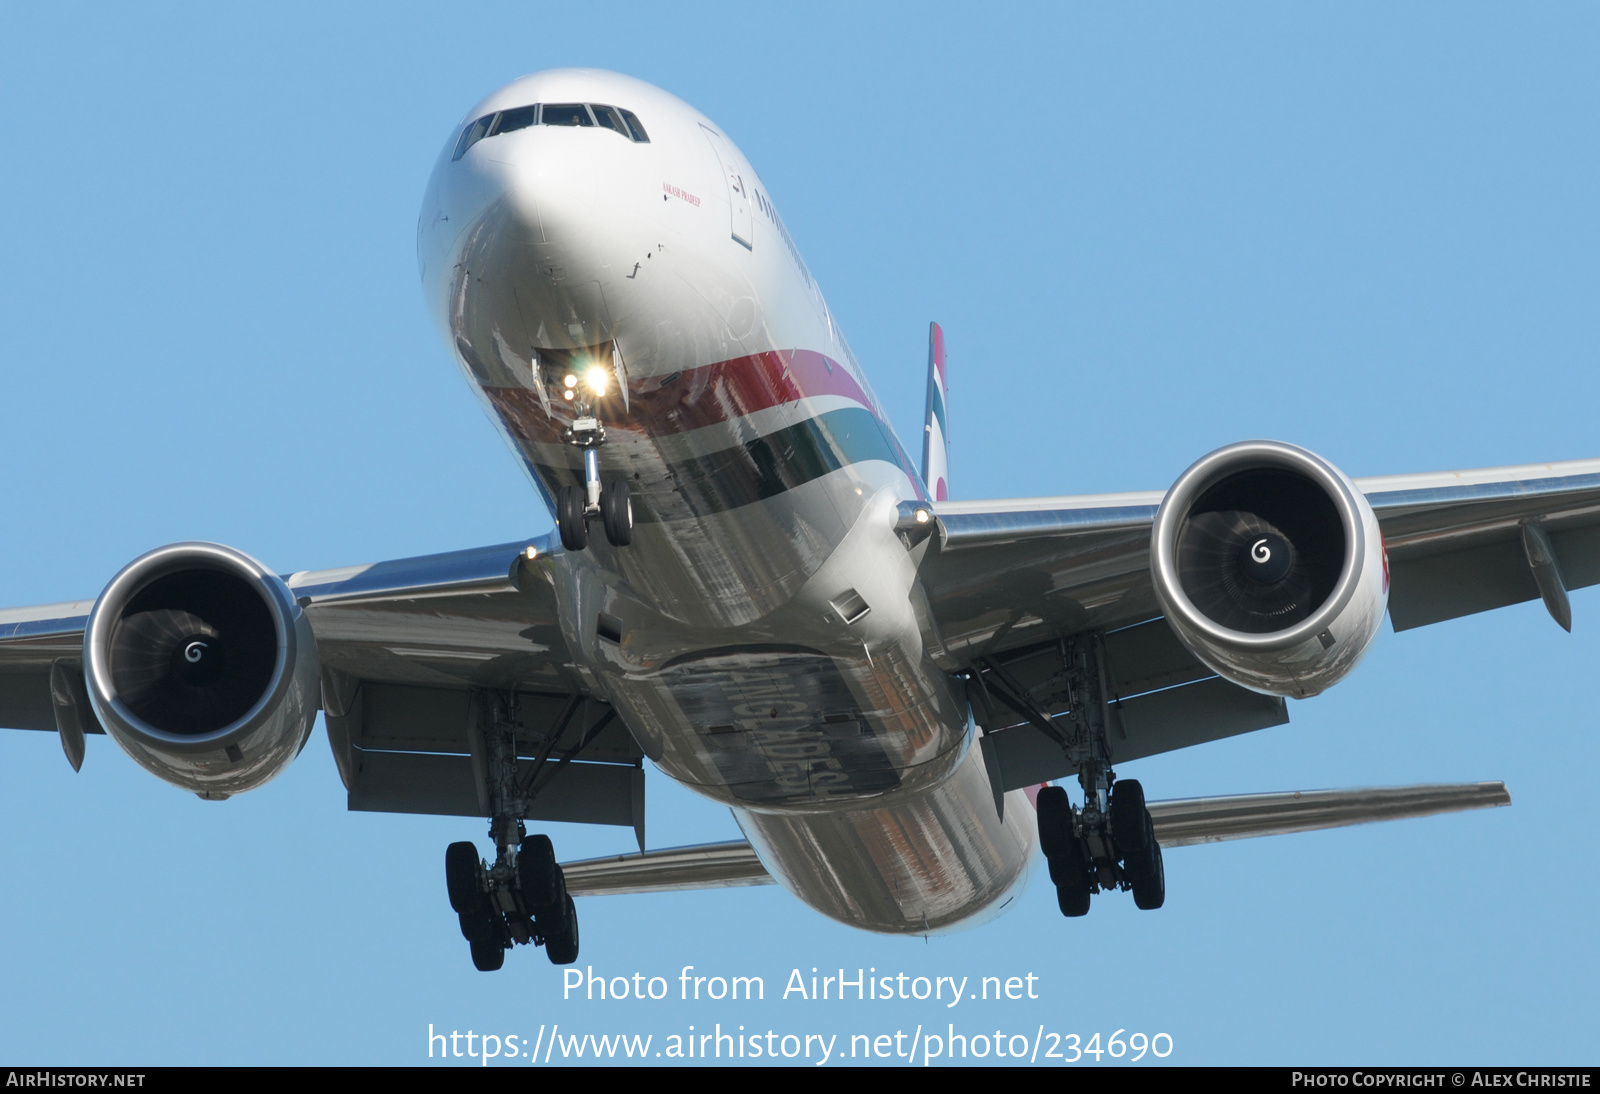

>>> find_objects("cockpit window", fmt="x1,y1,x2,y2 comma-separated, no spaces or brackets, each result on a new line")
590,105,629,137
453,102,651,160
618,109,650,143
492,104,538,136
592,104,650,143
542,103,593,127
452,114,494,161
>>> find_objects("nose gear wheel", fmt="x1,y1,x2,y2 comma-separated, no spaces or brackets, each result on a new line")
602,480,634,546
555,404,633,553
557,486,589,551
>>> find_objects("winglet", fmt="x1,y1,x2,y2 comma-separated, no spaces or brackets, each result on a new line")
922,322,950,500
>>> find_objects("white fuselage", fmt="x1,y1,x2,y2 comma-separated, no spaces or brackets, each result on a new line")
418,69,1034,933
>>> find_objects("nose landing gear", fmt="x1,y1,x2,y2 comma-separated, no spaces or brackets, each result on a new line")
556,417,633,551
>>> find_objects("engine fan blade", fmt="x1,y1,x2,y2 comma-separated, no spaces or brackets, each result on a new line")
1177,510,1318,632
110,607,264,734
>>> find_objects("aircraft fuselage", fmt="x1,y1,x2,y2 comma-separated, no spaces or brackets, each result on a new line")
418,70,1034,933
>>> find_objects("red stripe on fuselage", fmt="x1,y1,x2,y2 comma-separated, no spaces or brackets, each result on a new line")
634,348,879,434
484,348,880,446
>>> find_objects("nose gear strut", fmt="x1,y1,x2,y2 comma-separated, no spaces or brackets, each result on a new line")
554,375,633,552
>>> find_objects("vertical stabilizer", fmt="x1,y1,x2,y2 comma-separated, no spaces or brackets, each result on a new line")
922,322,950,500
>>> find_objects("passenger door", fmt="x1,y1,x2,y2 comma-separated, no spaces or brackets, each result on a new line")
700,124,754,251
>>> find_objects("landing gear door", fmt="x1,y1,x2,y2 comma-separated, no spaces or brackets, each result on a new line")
700,124,753,251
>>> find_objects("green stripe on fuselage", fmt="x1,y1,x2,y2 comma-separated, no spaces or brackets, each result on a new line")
532,407,916,522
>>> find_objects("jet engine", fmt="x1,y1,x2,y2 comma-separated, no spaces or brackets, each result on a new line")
1150,441,1387,699
82,542,320,798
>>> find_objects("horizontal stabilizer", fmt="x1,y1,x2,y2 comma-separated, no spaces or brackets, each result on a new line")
563,840,773,896
563,781,1509,895
1149,781,1510,847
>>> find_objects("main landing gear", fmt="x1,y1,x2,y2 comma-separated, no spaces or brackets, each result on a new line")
444,690,580,970
447,831,578,970
1034,633,1164,917
1037,777,1164,918
556,415,633,551
972,632,1166,918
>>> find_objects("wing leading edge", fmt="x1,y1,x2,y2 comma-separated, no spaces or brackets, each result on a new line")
296,536,643,845
898,455,1600,770
914,456,1600,661
0,455,1579,841
1358,459,1600,630
0,536,646,843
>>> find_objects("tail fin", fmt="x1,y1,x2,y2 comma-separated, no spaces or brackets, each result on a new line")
921,322,950,500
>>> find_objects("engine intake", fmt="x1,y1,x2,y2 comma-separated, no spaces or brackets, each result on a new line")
1151,442,1387,698
84,542,319,797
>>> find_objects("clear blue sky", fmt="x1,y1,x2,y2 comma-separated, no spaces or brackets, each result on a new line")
0,2,1596,1066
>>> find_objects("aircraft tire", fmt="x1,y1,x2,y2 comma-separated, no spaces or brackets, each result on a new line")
1047,825,1092,917
1036,785,1074,859
1046,848,1087,889
469,936,506,972
1131,843,1166,911
445,842,484,914
1049,844,1088,882
602,481,633,547
458,909,497,943
558,486,589,551
545,895,580,965
1057,880,1091,917
518,835,561,909
535,865,572,935
1121,810,1159,880
1110,779,1149,856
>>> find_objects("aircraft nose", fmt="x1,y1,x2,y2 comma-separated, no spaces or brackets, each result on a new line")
437,128,617,352
481,129,601,251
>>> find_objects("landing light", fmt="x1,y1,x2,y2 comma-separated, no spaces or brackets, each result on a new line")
563,389,575,401
586,366,609,396
563,374,578,389
914,508,930,524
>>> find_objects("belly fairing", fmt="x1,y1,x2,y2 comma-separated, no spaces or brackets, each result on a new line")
546,487,969,813
736,745,1039,935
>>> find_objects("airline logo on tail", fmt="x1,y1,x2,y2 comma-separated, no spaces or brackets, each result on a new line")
922,322,951,501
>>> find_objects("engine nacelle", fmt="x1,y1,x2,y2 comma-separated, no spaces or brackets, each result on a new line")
83,542,320,798
1150,441,1387,699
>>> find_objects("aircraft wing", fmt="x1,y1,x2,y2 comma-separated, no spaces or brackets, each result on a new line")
913,489,1167,661
910,457,1600,778
561,781,1511,895
916,456,1600,656
0,536,648,843
1358,459,1600,630
0,599,100,732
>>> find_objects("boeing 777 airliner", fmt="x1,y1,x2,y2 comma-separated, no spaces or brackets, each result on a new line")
0,69,1589,971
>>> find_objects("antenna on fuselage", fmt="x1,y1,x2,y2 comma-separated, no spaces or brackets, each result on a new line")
528,349,551,415
612,340,630,414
